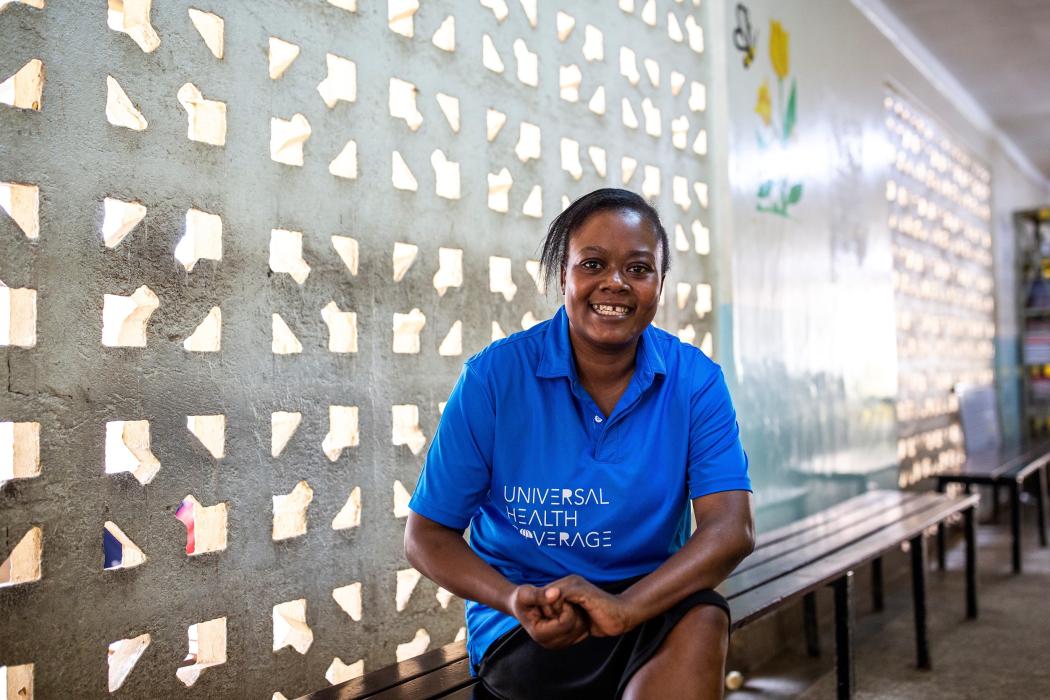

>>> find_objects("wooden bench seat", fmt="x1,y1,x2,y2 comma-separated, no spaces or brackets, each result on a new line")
935,441,1049,573
301,490,978,700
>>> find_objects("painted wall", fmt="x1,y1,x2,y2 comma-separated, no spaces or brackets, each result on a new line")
710,0,1049,523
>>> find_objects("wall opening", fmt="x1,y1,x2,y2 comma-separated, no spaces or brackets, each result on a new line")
176,496,228,555
107,633,150,692
272,481,313,541
104,420,160,484
175,617,226,687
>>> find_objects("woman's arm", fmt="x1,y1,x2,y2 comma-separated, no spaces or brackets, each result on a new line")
546,490,755,636
405,511,590,648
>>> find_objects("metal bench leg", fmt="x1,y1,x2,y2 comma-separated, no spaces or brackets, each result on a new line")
833,573,854,700
992,483,1001,523
871,557,884,612
1036,467,1048,548
964,505,978,619
1010,481,1023,574
936,522,947,571
909,535,931,670
803,591,820,657
934,479,947,571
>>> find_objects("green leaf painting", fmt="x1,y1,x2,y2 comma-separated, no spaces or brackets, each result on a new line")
783,79,797,140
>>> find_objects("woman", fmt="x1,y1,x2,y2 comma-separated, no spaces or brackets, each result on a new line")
406,188,754,699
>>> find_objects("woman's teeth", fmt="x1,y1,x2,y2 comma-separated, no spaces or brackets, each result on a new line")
591,304,631,316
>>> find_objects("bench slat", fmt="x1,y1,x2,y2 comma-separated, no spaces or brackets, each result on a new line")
755,490,912,549
434,684,483,699
729,494,978,628
737,491,919,575
300,642,468,700
1004,449,1050,481
950,441,1050,480
363,659,474,700
721,492,948,598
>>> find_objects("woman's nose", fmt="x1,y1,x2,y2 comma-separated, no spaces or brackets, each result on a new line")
602,269,628,290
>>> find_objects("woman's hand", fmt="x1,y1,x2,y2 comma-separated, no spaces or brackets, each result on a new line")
544,575,635,638
507,584,590,649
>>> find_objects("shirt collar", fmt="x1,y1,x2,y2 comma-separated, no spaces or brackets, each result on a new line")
536,306,667,380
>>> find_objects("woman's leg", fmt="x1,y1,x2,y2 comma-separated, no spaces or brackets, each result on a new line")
621,603,729,700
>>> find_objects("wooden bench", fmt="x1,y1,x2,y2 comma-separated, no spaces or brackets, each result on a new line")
301,490,978,700
935,442,1049,573
935,383,1050,573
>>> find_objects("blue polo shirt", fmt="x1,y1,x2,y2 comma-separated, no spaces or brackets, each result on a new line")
409,306,751,669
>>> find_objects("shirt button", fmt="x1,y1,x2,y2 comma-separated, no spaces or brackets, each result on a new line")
594,415,603,423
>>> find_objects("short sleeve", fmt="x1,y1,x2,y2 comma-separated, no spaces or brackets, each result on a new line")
408,363,496,530
687,367,752,499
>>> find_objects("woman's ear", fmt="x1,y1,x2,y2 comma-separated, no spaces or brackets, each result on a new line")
560,263,567,292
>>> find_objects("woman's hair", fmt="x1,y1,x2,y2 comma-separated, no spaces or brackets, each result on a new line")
538,188,670,294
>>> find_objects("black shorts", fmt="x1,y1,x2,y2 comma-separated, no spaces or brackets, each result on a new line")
476,578,730,700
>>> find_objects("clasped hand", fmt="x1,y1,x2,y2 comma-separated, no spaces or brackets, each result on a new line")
508,575,635,649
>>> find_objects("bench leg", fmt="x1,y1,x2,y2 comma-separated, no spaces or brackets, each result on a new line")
934,480,947,571
936,522,947,571
909,535,931,670
1011,481,1023,574
992,483,1001,523
1036,467,1048,548
833,573,854,700
803,592,820,657
871,557,884,612
964,505,978,619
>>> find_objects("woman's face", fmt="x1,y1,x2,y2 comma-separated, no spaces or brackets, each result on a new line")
561,208,664,353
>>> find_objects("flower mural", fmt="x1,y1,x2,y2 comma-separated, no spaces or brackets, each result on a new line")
754,18,803,217
770,20,790,79
755,80,772,125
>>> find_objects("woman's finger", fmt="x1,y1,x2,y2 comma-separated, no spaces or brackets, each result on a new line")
515,584,545,609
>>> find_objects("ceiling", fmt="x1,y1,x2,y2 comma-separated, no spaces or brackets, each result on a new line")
880,0,1050,182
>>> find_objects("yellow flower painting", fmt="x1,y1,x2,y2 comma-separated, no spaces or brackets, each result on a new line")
770,20,790,80
755,80,772,126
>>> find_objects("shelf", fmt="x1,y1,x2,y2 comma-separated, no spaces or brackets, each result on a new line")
1017,206,1050,442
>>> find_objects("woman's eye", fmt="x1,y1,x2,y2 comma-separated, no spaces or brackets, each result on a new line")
581,260,602,270
628,265,652,274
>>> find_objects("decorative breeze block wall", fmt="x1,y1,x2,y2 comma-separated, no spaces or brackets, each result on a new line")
1,0,714,697
884,90,994,488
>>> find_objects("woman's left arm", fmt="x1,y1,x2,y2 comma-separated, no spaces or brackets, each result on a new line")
547,490,755,637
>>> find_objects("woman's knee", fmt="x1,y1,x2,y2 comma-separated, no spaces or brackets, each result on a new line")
673,603,730,652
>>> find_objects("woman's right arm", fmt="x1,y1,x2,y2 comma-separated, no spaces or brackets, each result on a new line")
405,511,589,649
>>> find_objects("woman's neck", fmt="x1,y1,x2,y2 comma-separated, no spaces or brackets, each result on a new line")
569,331,638,390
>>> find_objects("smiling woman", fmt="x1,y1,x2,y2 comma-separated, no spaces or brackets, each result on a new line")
404,188,754,700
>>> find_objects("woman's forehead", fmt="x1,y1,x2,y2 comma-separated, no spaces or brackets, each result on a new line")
570,209,659,248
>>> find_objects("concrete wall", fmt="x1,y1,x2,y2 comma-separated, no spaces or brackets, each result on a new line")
3,0,1049,695
0,1,716,697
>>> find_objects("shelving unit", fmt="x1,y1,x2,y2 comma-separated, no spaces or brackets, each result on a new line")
1016,207,1050,439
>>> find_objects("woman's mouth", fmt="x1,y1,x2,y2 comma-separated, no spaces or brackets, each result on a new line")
590,303,633,317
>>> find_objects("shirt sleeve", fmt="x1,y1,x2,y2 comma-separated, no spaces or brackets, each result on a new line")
687,366,752,499
408,362,496,530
